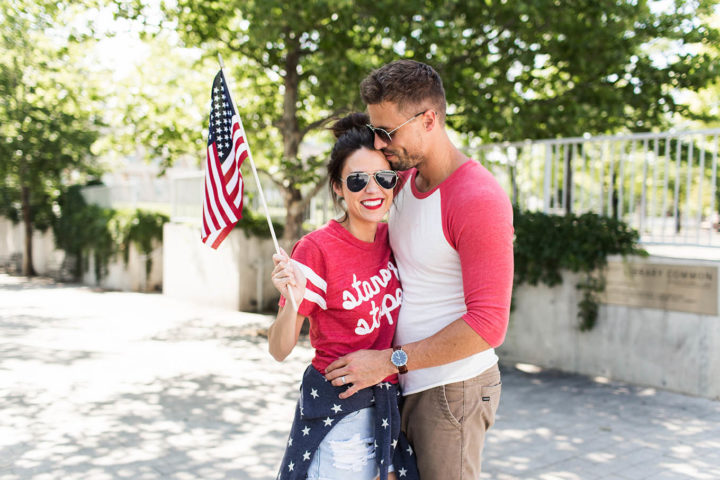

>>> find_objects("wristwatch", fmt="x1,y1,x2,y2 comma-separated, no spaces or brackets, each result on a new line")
391,345,408,374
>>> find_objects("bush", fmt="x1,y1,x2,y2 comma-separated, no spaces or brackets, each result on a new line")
513,208,647,330
53,186,169,282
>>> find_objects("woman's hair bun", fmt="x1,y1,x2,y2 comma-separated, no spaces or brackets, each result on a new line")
330,112,370,139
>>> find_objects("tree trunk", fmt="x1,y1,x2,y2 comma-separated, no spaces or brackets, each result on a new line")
282,186,305,248
279,43,305,247
21,184,36,277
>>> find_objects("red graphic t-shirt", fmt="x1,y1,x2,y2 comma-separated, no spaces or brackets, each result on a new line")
280,220,401,383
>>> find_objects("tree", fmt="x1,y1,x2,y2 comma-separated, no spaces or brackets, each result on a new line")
407,0,720,214
405,0,720,142
676,7,720,130
115,0,413,245
90,31,215,173
114,0,720,243
0,2,102,276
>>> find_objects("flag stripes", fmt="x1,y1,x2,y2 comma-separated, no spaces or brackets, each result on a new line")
201,70,247,249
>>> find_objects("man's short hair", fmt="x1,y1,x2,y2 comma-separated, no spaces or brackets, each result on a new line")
360,60,447,123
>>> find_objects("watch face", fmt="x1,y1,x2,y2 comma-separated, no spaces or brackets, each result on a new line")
391,349,408,367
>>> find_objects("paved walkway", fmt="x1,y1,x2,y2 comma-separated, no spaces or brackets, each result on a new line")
1,273,719,480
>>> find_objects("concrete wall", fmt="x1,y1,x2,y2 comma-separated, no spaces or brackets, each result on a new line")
82,244,163,292
0,217,162,292
0,218,66,276
499,254,720,400
162,222,279,312
7,216,719,398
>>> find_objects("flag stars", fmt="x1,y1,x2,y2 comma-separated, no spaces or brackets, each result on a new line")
287,461,294,472
303,451,311,461
310,388,319,399
398,467,407,477
302,426,311,436
331,404,342,414
407,445,413,456
381,418,389,429
392,439,398,449
288,437,293,446
323,417,334,427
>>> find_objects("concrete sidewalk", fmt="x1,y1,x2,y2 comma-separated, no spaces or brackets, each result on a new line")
1,273,718,480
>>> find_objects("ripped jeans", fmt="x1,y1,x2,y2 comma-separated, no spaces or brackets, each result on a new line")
306,406,393,480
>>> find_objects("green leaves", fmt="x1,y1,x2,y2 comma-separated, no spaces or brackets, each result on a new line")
53,186,169,281
407,0,720,141
514,208,646,286
8,0,716,247
108,0,719,244
0,2,103,181
513,208,647,330
0,0,105,274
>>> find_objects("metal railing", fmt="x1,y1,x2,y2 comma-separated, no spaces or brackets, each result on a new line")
86,128,720,247
475,128,720,247
167,170,336,229
80,178,173,215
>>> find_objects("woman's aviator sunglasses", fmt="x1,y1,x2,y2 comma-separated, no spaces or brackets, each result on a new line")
342,170,399,192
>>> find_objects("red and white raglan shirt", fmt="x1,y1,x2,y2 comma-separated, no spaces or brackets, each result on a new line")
389,160,514,395
280,220,402,383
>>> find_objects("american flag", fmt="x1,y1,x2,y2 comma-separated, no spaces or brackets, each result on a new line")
201,70,246,248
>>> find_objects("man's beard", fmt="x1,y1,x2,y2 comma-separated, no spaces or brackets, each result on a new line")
385,148,422,171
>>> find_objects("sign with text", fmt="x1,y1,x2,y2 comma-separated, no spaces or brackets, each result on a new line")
601,261,718,315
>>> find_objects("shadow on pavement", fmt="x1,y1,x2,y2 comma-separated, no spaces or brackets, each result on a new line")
3,367,299,479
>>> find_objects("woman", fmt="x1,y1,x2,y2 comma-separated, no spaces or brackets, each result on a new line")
268,113,418,480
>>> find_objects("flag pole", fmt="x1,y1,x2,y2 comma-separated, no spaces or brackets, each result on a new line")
218,54,298,313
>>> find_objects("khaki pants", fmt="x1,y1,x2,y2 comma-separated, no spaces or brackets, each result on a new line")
400,364,502,479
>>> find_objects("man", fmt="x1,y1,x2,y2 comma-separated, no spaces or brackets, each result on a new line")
325,60,514,479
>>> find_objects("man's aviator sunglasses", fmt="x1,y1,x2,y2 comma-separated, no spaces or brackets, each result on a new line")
342,170,399,193
365,111,426,144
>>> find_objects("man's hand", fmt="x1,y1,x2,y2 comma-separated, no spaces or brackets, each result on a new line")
325,349,396,399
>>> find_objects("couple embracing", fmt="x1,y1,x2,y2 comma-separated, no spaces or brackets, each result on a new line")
268,60,514,480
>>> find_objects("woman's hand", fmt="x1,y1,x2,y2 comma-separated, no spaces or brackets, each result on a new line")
271,248,306,307
268,247,308,361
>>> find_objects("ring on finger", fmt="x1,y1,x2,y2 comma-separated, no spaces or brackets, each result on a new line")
340,376,346,385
